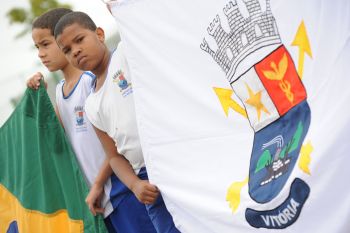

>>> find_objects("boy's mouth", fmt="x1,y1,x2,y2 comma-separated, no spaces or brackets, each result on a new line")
77,56,87,65
42,61,50,66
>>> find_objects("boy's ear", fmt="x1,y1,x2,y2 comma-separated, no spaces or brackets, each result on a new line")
96,27,105,42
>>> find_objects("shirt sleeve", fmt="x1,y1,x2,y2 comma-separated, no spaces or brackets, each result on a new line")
84,96,105,132
55,82,61,106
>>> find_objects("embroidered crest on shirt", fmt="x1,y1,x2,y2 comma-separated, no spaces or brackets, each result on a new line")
74,106,87,132
113,70,133,97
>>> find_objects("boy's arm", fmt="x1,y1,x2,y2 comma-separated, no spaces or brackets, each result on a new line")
93,126,159,204
85,158,113,216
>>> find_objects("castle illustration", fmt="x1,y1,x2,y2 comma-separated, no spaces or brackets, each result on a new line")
201,0,281,81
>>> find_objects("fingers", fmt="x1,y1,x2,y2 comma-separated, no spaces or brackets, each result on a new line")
95,207,105,214
107,3,112,14
142,192,160,205
140,183,159,195
138,185,160,204
132,180,161,204
27,78,39,89
89,203,104,216
88,203,97,216
144,188,159,197
145,183,158,192
85,186,105,216
86,196,98,216
26,72,44,90
140,194,159,205
86,200,105,216
32,72,43,90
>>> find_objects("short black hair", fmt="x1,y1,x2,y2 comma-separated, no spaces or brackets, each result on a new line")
32,8,73,35
54,11,97,38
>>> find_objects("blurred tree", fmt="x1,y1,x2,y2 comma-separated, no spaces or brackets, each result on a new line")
7,0,72,38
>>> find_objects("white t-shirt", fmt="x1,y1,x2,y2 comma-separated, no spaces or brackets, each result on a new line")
85,43,145,174
56,72,113,217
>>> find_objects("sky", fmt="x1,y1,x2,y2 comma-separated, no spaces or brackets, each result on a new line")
0,0,119,126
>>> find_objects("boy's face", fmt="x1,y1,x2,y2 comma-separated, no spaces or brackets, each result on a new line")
56,23,106,72
32,28,68,72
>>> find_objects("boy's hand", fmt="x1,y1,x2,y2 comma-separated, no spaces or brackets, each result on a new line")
85,183,105,216
100,0,118,14
26,72,47,90
131,180,159,205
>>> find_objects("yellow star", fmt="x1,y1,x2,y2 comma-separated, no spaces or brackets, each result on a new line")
244,83,270,121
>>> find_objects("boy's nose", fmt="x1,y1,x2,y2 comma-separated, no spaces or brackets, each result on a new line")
73,47,81,57
38,49,45,58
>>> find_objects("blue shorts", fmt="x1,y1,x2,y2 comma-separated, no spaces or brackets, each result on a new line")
104,192,156,233
104,171,156,233
139,168,181,233
105,167,180,233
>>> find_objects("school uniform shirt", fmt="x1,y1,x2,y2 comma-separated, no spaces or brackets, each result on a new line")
56,72,113,217
85,43,145,174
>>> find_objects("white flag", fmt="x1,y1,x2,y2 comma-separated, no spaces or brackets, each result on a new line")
110,0,350,232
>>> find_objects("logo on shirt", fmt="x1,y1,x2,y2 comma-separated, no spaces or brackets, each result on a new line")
74,106,87,132
113,70,133,97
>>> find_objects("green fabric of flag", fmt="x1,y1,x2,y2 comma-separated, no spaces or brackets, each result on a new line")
0,85,108,233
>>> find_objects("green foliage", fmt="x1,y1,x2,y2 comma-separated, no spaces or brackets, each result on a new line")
289,121,303,153
255,150,272,173
7,8,28,24
6,0,72,38
279,145,287,159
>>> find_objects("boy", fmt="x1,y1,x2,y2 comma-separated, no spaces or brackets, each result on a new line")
54,11,180,233
28,8,156,233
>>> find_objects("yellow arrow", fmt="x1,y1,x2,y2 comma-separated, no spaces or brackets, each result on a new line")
213,87,247,118
226,176,249,213
291,20,313,79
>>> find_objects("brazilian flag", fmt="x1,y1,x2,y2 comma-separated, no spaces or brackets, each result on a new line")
0,85,107,233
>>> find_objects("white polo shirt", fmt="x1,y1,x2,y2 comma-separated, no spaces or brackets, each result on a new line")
85,43,145,174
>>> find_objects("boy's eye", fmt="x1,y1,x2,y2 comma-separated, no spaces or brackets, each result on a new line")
40,41,51,47
77,37,84,43
63,48,71,54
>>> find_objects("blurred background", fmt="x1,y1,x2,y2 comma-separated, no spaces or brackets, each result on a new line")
0,0,121,126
